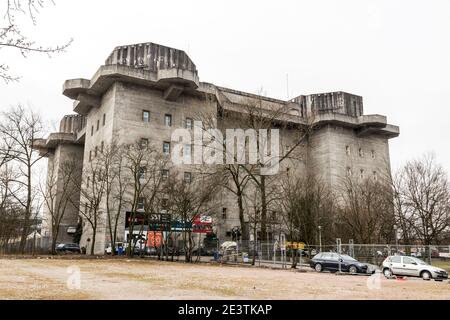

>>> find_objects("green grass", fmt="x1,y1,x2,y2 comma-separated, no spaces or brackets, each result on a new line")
431,259,450,271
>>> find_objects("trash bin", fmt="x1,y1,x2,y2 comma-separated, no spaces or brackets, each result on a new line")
242,252,249,263
213,250,219,261
118,246,124,256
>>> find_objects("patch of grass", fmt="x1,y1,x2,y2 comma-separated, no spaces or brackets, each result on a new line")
431,259,450,271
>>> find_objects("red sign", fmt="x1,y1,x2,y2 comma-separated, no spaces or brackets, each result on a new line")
193,214,212,225
147,231,162,247
193,224,213,234
193,214,213,233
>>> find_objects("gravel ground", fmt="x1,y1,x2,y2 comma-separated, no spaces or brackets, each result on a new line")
0,258,449,300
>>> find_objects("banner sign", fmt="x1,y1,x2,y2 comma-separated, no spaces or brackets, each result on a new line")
193,214,213,234
171,221,193,231
125,212,171,231
286,241,305,250
193,224,213,234
147,231,163,248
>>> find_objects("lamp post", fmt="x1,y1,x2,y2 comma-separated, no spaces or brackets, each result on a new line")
318,226,322,253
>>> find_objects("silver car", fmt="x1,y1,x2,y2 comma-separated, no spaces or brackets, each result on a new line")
382,255,448,281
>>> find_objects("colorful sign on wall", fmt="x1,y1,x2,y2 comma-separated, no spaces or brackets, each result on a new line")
193,214,213,234
147,231,162,248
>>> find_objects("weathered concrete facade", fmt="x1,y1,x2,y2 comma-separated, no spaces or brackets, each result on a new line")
35,42,399,253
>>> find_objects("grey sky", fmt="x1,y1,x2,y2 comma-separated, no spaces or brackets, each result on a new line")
1,0,449,173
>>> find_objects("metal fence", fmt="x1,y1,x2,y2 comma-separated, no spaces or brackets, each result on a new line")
0,236,51,255
205,240,450,269
2,236,449,271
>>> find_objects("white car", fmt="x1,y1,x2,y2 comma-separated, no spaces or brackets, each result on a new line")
382,255,448,281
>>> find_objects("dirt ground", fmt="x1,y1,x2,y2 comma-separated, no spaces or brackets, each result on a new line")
0,258,449,300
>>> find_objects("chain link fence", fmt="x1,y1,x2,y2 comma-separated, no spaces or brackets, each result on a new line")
205,240,450,270
2,234,449,273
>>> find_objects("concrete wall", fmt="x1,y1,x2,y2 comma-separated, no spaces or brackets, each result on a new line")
308,124,391,193
79,85,116,254
43,143,84,244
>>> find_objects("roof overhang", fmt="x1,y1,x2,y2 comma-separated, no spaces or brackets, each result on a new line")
31,132,81,157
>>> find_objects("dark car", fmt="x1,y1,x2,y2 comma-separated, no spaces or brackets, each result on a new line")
55,243,81,254
310,252,370,274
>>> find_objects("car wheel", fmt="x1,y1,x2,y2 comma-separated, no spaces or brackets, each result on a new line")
315,263,323,272
349,266,358,274
421,271,432,281
383,268,392,278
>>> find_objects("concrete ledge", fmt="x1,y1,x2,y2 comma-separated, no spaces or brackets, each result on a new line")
63,78,91,100
31,133,80,157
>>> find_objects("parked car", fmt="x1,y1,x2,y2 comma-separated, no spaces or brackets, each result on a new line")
310,252,371,274
55,243,81,254
382,256,448,281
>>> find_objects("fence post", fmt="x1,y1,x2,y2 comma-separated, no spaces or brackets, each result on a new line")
349,239,354,258
337,238,342,273
428,245,432,265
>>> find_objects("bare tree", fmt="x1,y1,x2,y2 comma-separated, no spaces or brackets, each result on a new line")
165,169,220,262
99,142,130,255
0,105,45,253
0,0,72,82
401,154,450,245
39,157,79,254
74,156,106,255
122,140,167,257
337,174,394,244
0,162,22,251
195,111,253,242
391,169,416,246
197,94,313,242
278,172,335,266
244,186,262,266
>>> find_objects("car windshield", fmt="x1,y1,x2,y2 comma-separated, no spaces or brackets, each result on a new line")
340,254,357,262
56,244,64,248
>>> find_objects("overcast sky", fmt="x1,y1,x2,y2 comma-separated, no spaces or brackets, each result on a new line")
1,0,449,173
